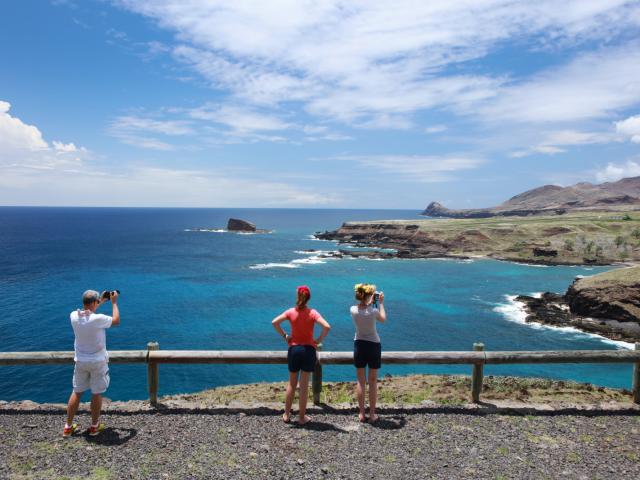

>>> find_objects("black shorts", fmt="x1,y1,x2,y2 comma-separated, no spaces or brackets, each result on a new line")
288,345,317,373
353,340,382,369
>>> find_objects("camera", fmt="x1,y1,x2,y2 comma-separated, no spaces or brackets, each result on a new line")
101,290,120,300
373,291,382,306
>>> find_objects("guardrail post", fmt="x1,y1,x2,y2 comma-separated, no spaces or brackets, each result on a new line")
147,342,159,406
633,343,640,404
471,343,485,403
312,345,323,405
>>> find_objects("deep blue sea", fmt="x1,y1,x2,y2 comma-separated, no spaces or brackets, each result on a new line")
0,207,633,402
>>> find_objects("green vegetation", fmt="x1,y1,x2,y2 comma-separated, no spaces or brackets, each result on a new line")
172,374,633,406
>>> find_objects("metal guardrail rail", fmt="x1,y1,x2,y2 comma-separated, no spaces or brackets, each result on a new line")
1,342,639,405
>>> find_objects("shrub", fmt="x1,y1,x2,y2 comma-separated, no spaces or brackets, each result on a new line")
564,239,574,251
584,240,595,254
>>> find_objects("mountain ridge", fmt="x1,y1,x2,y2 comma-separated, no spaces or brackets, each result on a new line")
423,177,640,218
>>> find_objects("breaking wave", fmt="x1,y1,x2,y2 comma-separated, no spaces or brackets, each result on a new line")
493,294,634,350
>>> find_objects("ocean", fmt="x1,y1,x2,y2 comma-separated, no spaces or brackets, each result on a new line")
0,207,633,403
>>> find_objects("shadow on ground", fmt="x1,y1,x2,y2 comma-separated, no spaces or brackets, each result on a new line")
2,402,639,419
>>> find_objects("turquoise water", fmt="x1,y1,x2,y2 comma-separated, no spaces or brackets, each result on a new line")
0,207,631,402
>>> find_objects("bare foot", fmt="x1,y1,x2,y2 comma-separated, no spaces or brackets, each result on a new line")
282,413,291,423
298,415,312,425
358,413,366,423
368,414,379,424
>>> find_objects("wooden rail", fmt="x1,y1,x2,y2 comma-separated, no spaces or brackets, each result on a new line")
1,343,639,405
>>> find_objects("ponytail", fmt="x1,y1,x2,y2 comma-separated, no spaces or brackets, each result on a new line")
296,285,311,309
296,291,310,308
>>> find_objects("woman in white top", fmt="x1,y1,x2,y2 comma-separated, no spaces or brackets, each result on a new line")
351,283,387,423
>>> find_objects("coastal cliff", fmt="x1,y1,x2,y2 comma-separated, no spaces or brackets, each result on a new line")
316,211,640,265
516,266,640,343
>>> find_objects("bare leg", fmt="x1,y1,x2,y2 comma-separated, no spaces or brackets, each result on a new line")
298,371,311,424
90,394,102,425
368,369,379,423
66,391,82,426
284,371,298,422
356,368,367,422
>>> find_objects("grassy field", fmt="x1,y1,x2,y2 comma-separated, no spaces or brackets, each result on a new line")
575,264,640,287
341,210,640,265
169,374,633,407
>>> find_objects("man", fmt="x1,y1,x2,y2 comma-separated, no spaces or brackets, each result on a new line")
63,289,120,437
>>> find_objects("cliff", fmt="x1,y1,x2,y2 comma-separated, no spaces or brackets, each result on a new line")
316,211,640,265
516,266,640,342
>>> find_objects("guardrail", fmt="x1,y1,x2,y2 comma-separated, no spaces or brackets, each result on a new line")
1,342,639,405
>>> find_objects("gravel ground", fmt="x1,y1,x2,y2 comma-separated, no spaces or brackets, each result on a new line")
1,404,640,479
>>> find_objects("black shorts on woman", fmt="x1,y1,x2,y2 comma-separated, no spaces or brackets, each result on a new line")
353,339,381,369
287,345,317,372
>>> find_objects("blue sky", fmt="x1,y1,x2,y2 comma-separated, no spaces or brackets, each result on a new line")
1,0,640,208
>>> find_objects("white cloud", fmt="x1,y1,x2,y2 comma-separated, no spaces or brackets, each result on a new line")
108,114,195,150
189,104,291,133
595,160,640,183
425,125,447,134
334,154,484,182
0,101,49,152
53,141,79,153
114,1,640,126
0,102,340,207
0,100,88,172
616,115,640,143
476,43,640,124
111,115,194,135
0,162,342,207
509,129,620,157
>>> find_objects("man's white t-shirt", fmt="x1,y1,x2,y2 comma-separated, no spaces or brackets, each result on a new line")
70,309,113,362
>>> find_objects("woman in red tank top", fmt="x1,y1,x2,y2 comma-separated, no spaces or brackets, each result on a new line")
272,285,331,424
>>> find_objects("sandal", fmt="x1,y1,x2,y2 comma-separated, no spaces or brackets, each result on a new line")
62,423,79,438
88,423,105,436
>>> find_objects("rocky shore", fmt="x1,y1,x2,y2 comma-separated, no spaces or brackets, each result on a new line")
516,266,640,343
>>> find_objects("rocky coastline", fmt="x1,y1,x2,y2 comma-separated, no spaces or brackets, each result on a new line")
515,266,640,343
314,211,640,266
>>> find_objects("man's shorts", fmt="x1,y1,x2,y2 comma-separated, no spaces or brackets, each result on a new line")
73,361,110,394
354,340,382,369
287,345,317,373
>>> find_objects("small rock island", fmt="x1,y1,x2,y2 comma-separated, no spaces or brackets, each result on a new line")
227,218,272,234
227,218,256,232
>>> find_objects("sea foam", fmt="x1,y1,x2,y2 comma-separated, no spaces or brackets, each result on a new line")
249,250,340,269
493,294,635,350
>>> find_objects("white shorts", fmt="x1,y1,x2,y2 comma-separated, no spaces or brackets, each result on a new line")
73,361,110,394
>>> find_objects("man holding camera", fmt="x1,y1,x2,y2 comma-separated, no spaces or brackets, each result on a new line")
63,290,120,437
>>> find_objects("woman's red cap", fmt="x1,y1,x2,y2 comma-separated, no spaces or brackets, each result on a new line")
297,285,311,296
